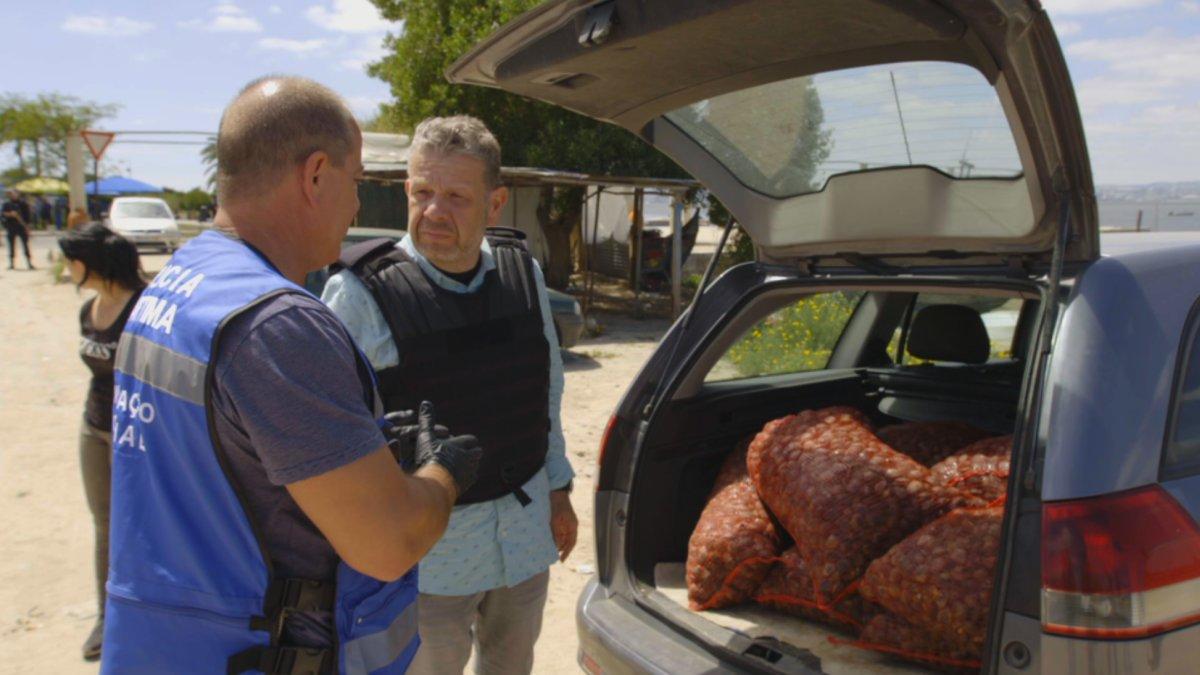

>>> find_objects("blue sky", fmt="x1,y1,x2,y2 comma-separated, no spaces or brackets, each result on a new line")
1,0,1197,189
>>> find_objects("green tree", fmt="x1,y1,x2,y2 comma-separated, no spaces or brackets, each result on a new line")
0,93,118,178
368,0,687,287
361,112,406,134
704,192,755,270
163,186,214,215
199,136,218,192
180,187,214,212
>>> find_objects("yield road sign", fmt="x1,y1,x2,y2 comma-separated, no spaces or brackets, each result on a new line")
81,130,116,160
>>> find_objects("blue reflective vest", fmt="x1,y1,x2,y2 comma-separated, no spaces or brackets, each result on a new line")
102,231,419,674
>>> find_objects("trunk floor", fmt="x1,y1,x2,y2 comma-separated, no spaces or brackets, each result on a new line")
654,563,930,674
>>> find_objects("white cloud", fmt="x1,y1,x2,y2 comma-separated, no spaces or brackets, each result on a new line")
62,15,154,37
258,37,330,53
306,0,391,33
209,3,262,32
1068,31,1200,111
346,95,385,119
341,33,390,71
211,14,262,32
1063,30,1200,182
1083,103,1200,183
1041,0,1161,14
270,5,284,14
1182,1,1200,13
1055,21,1083,37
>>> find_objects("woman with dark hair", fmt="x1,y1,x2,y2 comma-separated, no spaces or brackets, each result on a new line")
58,223,145,661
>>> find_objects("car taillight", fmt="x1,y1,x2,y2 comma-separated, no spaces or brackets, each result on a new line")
1041,484,1200,638
597,415,618,478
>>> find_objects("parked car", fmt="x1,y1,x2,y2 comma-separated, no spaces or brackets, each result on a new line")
304,227,584,349
450,1,1200,673
105,197,182,252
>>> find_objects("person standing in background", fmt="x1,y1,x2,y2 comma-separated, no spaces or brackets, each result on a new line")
2,190,34,270
58,223,146,661
68,206,90,230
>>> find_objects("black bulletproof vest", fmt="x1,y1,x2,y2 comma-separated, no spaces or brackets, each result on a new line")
339,232,550,505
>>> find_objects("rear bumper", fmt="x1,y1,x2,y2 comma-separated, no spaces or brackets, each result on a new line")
575,578,725,675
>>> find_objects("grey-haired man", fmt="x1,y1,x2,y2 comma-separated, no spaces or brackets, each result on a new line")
323,115,577,674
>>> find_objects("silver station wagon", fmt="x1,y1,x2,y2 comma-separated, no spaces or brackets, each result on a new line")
452,1,1200,673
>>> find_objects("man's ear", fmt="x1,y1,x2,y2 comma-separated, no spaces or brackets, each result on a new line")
300,151,329,206
486,185,509,226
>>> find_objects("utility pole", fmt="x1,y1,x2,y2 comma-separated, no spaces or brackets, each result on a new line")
66,135,87,212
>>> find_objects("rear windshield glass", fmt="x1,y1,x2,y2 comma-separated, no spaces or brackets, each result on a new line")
665,62,1023,198
113,201,171,219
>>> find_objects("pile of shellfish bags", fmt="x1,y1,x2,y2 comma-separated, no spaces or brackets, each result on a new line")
685,407,1012,671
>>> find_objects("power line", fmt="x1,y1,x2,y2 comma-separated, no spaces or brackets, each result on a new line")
104,130,214,136
111,140,209,146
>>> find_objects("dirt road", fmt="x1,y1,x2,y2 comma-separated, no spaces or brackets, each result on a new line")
0,233,668,674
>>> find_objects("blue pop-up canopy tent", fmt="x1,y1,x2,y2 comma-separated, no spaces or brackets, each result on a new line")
86,176,162,196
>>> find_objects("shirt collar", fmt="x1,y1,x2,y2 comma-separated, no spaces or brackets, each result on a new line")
397,233,495,293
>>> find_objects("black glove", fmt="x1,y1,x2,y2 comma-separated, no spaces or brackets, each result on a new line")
415,401,482,498
383,407,447,471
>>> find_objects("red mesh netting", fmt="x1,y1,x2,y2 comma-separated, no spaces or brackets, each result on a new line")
753,547,872,628
837,612,981,671
686,446,781,610
749,411,979,604
930,435,1013,501
875,421,991,466
860,504,1004,658
745,406,871,489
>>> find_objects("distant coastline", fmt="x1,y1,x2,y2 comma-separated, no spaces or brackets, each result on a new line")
1097,181,1200,231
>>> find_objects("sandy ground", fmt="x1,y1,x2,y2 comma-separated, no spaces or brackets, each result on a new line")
0,232,669,674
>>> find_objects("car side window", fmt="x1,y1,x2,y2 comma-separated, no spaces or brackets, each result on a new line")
889,294,1025,364
705,291,864,382
1164,304,1200,479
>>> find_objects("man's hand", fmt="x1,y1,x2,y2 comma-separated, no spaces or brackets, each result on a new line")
549,489,578,562
415,401,483,498
383,407,447,471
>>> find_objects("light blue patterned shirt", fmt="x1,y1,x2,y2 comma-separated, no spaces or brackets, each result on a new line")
322,234,573,596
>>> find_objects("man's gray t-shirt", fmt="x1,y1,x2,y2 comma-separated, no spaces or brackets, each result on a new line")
209,291,387,583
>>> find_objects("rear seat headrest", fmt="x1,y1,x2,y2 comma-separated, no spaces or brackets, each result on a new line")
907,304,990,364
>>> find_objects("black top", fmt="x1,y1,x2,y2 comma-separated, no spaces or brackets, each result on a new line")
1,199,28,229
441,260,482,285
344,235,551,505
79,292,141,430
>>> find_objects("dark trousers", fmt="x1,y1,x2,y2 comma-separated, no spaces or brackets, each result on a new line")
5,224,32,267
80,422,112,614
